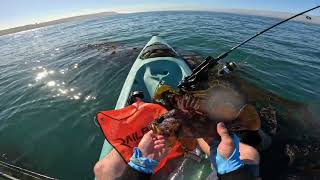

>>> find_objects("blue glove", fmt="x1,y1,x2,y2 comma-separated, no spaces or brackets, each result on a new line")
210,134,244,175
128,147,159,174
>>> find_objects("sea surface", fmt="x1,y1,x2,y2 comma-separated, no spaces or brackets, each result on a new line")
0,11,319,179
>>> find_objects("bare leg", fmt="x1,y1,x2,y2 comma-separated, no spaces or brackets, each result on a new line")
197,138,211,156
94,149,126,180
239,143,260,165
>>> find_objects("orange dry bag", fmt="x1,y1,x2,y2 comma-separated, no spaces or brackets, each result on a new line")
96,101,183,172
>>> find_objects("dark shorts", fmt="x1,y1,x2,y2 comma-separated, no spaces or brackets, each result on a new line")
246,164,260,177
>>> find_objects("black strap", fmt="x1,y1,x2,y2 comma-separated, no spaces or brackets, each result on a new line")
117,165,152,180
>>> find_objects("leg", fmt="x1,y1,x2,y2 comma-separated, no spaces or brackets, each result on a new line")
239,143,260,165
94,149,126,180
197,138,211,156
239,143,260,178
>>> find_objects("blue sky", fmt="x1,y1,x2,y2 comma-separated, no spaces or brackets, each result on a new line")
1,0,319,30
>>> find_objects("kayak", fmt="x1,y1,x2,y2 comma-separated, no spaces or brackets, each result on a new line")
98,36,192,160
96,36,219,179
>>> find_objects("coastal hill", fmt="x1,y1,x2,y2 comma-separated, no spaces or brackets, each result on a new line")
0,12,117,36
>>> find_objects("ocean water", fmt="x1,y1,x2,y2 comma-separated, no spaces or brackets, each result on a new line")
0,11,319,179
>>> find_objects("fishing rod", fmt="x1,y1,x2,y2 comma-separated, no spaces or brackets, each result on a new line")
178,5,320,89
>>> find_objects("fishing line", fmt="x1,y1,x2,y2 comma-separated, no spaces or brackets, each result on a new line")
215,5,320,62
180,5,320,89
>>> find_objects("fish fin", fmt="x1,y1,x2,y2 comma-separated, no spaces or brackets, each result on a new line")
234,104,261,131
179,138,198,151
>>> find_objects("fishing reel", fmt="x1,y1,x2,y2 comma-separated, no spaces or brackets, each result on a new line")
216,61,237,76
127,91,144,105
178,59,238,91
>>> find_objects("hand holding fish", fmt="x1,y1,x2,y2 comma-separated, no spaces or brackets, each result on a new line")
138,130,170,161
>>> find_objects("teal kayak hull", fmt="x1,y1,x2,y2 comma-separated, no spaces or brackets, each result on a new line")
98,36,192,160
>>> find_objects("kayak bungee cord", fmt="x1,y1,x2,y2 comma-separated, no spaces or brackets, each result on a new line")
179,5,320,90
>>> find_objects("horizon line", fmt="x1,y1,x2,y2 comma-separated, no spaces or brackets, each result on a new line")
1,7,319,31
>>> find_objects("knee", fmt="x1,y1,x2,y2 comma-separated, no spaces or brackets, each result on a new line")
94,161,104,179
93,150,126,179
239,143,260,165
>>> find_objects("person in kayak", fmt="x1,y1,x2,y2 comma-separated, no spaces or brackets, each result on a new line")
118,122,256,180
94,91,260,179
94,92,184,180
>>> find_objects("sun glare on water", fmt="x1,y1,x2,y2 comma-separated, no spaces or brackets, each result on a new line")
31,63,95,102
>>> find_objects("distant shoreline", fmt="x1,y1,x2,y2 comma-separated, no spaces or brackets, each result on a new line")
140,9,320,25
0,12,117,37
1,9,319,37
210,8,320,25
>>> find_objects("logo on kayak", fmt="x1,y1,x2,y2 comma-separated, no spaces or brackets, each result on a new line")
115,127,149,148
